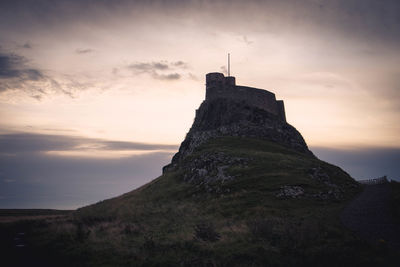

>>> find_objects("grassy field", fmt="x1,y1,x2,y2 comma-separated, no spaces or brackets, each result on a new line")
0,137,398,266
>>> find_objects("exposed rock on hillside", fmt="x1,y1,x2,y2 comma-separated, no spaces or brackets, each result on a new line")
164,98,313,173
182,151,249,193
276,185,305,199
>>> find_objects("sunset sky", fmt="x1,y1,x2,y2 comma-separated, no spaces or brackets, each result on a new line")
1,0,399,208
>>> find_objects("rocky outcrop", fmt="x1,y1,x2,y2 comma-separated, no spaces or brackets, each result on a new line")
181,152,249,193
274,166,352,201
164,98,313,173
276,186,305,199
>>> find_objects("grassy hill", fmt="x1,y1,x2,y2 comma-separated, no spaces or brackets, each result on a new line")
2,137,398,266
4,137,397,266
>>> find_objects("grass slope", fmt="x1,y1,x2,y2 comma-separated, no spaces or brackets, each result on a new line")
391,180,400,222
1,137,397,266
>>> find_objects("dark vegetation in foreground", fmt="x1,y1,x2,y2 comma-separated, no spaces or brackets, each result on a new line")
1,137,399,266
391,180,400,221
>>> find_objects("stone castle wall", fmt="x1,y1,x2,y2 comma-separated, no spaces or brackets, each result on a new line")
205,72,286,121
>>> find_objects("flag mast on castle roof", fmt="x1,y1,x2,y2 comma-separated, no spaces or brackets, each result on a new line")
228,53,230,77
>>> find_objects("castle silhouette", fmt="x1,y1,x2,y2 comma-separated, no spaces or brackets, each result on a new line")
205,72,286,122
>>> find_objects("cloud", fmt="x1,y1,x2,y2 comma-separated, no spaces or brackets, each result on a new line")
128,61,185,72
128,60,188,81
0,132,179,156
31,94,43,101
0,52,50,98
172,61,188,68
0,131,177,208
153,73,181,80
0,145,174,209
0,52,24,77
129,62,169,72
152,62,169,70
0,53,43,80
22,42,32,49
75,48,93,54
188,73,199,81
240,35,253,45
1,0,399,46
0,50,95,99
220,66,227,75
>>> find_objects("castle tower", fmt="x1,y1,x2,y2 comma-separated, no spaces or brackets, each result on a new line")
225,76,236,86
205,72,236,100
204,72,286,122
206,72,225,90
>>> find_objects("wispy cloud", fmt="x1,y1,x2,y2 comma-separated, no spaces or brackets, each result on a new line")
0,132,179,158
128,60,188,81
240,35,253,45
0,148,174,209
0,50,96,99
0,53,43,80
0,132,176,208
171,61,188,68
220,66,227,75
2,0,398,44
21,42,32,49
129,62,169,72
152,73,181,80
75,48,94,54
0,52,50,99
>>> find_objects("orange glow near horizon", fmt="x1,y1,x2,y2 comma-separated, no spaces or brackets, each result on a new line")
44,149,176,159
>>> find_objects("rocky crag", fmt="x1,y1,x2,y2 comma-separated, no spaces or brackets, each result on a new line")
160,73,356,199
164,73,313,173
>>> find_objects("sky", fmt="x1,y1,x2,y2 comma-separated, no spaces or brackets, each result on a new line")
0,0,399,209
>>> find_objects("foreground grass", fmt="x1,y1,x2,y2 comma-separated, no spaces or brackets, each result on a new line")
0,137,398,266
390,180,400,222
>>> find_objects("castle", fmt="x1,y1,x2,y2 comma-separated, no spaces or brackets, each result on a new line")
205,72,286,122
164,71,310,173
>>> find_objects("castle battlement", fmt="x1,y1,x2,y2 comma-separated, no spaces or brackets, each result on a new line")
205,72,286,122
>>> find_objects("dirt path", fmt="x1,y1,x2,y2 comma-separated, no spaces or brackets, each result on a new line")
341,183,400,249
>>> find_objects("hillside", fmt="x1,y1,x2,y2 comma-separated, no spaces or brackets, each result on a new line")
3,139,399,266
3,136,377,267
